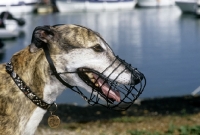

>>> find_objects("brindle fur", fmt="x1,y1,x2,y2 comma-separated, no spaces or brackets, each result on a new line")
0,25,108,135
0,24,133,135
0,47,47,135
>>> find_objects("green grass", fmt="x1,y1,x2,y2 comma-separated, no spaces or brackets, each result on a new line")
36,96,200,135
112,116,145,123
127,125,200,135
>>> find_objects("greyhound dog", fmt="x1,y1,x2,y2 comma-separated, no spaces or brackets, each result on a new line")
0,24,145,135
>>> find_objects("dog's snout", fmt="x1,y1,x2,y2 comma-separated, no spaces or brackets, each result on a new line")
131,70,144,85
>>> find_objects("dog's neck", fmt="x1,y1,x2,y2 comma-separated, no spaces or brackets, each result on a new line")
10,46,66,135
11,46,49,99
11,45,66,103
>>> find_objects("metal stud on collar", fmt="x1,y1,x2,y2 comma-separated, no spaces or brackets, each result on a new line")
5,62,54,110
6,62,61,128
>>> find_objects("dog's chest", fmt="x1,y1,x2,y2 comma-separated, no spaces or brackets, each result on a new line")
22,107,46,135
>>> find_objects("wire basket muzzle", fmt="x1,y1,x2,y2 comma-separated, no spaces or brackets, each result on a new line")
74,56,146,111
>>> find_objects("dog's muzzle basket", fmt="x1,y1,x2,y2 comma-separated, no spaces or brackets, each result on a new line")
66,56,146,111
32,26,146,111
42,42,146,110
31,25,146,111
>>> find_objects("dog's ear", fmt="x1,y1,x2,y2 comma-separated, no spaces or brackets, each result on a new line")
30,25,54,53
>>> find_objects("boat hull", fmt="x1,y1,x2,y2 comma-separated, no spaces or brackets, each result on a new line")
137,0,175,7
0,0,37,14
56,0,136,12
175,0,197,13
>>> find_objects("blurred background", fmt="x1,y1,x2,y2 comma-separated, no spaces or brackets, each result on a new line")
0,0,200,134
0,0,200,105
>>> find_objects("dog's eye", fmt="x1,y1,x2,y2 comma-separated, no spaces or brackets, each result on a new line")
92,44,104,52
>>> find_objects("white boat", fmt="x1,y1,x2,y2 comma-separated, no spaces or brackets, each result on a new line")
56,0,137,13
0,0,38,14
0,12,25,39
0,20,20,38
137,0,175,7
175,0,198,13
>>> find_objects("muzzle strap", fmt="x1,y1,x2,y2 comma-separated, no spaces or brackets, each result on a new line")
41,45,93,103
42,45,74,89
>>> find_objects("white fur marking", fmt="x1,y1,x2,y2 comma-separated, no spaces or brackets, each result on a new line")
43,79,66,104
23,81,66,135
23,107,46,135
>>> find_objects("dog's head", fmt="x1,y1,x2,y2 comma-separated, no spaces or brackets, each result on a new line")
30,24,146,109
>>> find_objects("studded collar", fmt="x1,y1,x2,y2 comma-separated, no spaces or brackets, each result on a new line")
5,62,54,110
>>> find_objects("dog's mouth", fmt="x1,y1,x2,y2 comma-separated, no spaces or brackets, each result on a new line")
62,56,145,110
77,68,120,103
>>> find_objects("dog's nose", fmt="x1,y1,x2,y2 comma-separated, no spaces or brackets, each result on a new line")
113,56,145,86
131,69,145,85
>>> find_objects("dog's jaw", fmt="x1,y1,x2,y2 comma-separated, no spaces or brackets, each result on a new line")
43,77,66,104
54,46,134,102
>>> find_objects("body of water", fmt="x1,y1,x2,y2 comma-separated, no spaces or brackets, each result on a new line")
1,6,200,105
